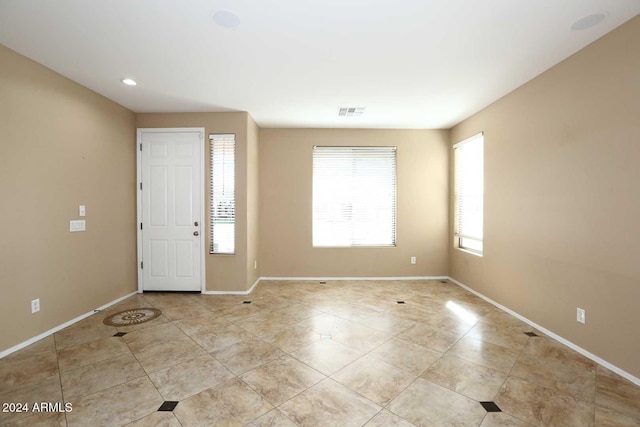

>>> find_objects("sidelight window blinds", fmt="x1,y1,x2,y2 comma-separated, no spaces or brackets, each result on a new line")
312,146,397,247
210,134,235,254
454,133,484,254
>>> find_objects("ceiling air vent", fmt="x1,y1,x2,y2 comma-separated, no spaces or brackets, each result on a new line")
338,107,365,117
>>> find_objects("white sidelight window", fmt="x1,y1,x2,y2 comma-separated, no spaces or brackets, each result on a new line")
210,134,235,254
454,133,484,254
312,146,397,247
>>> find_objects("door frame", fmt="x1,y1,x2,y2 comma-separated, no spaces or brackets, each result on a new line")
136,127,206,293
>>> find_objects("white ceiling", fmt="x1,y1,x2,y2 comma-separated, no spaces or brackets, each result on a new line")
1,1,638,129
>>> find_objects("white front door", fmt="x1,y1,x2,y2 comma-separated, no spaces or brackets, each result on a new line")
137,128,204,292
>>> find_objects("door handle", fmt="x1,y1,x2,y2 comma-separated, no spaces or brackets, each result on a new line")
193,231,199,236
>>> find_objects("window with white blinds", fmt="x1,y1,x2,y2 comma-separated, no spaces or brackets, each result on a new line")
313,146,397,247
210,134,235,254
454,133,484,254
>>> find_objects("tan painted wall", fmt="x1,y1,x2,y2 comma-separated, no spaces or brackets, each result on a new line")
259,128,450,277
0,45,137,352
136,112,251,292
247,115,260,290
450,16,640,378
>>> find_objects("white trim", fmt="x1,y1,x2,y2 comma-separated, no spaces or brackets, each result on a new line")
0,291,137,359
260,276,448,281
136,128,206,293
448,276,640,387
203,278,260,295
453,131,484,149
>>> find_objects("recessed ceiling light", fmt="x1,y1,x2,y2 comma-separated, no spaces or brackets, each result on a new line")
121,78,137,86
571,13,608,31
212,10,240,29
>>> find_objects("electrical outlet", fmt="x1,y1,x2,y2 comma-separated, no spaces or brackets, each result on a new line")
577,307,586,324
410,256,416,265
31,299,40,314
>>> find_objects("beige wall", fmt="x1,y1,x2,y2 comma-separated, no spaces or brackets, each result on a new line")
246,115,260,289
136,112,254,292
259,128,450,277
0,45,137,351
450,16,640,378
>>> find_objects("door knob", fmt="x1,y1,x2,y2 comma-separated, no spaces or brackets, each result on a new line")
193,231,199,236
194,221,199,226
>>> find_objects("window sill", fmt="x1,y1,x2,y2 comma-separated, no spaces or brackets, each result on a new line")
455,247,483,258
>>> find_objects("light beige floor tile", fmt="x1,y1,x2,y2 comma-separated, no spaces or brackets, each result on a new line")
300,313,354,334
248,409,299,427
57,336,130,371
279,378,381,427
0,375,63,425
0,350,58,388
596,366,640,419
158,301,214,321
212,338,285,375
174,315,256,353
595,406,640,427
241,355,324,405
521,336,595,372
148,353,233,401
196,294,247,311
510,353,596,402
322,302,381,322
1,412,67,427
122,322,188,353
262,324,322,353
495,377,595,427
422,353,507,401
387,378,487,427
173,377,273,426
417,308,478,335
125,411,182,427
4,336,56,361
332,355,417,406
66,377,163,427
329,322,391,352
53,314,117,350
396,322,463,352
61,351,145,400
131,334,207,374
480,412,533,427
446,336,520,374
364,409,416,426
291,339,364,375
360,312,417,335
100,294,152,316
369,337,441,376
467,319,531,351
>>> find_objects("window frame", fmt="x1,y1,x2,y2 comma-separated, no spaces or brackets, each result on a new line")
312,145,397,248
454,133,484,256
209,134,236,255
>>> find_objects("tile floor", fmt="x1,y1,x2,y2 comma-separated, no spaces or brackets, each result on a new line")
1,280,639,426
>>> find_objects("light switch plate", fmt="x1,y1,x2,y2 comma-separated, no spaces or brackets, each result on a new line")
70,220,86,232
79,205,86,217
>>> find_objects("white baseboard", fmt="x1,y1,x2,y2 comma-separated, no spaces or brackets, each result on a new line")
260,276,448,281
0,291,138,359
202,277,261,296
448,276,640,387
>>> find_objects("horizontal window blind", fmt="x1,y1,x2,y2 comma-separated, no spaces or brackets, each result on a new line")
454,133,484,253
313,146,396,247
210,134,235,254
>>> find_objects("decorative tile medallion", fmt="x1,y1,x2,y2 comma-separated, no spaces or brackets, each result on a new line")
103,308,162,326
